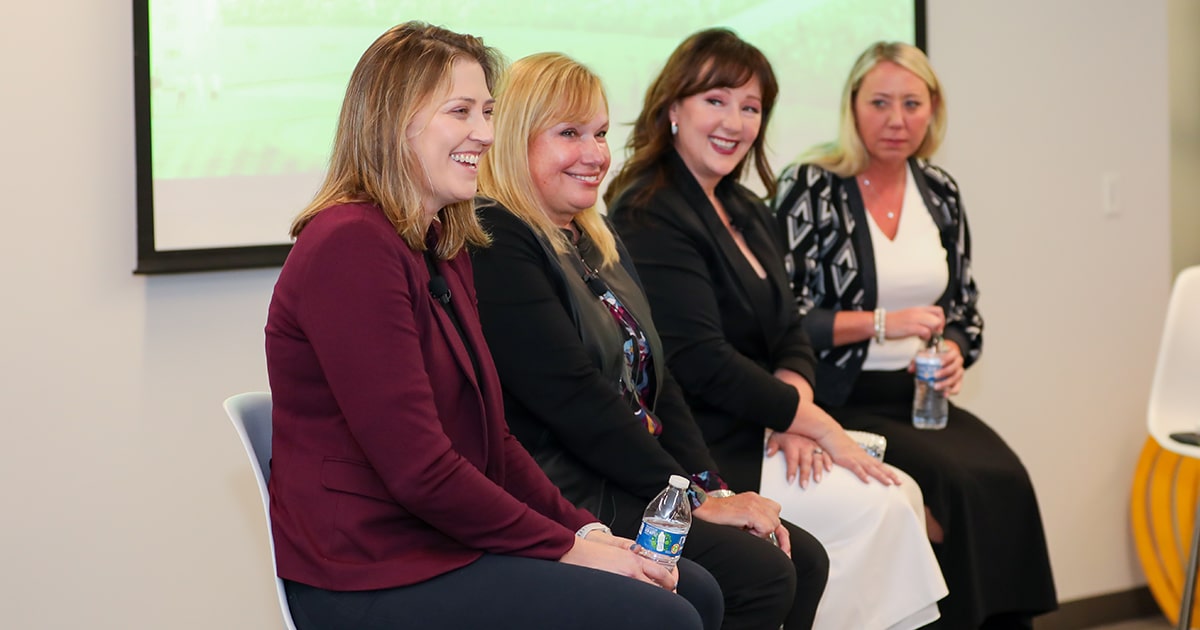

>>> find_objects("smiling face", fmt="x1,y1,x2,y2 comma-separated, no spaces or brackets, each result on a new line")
407,59,495,219
669,76,763,194
527,106,611,228
853,60,933,166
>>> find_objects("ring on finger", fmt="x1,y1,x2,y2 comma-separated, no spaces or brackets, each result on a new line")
813,447,823,455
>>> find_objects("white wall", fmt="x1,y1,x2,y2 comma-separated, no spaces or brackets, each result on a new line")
1,4,281,626
0,1,1170,626
927,1,1171,601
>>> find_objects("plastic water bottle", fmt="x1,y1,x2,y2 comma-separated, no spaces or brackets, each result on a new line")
635,475,692,567
912,333,949,430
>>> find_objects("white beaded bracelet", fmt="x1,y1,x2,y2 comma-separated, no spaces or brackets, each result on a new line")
575,522,612,539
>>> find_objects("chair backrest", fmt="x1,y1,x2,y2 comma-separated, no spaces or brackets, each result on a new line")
223,391,298,630
1148,266,1200,459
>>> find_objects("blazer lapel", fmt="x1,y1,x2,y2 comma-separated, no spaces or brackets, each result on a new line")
425,254,500,467
423,255,481,393
667,157,767,313
665,154,785,348
724,190,800,349
731,193,790,303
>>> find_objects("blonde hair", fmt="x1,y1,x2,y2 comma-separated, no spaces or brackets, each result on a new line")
478,52,619,267
804,41,947,178
291,21,502,259
605,28,779,208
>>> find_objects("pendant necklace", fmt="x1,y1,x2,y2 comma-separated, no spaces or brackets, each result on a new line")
861,177,896,219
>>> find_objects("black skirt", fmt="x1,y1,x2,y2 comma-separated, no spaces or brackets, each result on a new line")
825,369,1058,628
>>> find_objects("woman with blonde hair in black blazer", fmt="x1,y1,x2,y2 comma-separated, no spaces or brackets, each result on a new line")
473,51,820,630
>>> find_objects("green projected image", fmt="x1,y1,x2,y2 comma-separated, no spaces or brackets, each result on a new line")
145,0,915,252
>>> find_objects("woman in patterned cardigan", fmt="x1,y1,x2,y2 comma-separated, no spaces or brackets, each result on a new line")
773,41,1056,629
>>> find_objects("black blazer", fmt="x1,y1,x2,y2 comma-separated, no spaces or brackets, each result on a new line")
472,199,720,535
608,152,817,492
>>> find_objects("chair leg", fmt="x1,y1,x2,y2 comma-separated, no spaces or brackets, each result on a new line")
1180,492,1200,630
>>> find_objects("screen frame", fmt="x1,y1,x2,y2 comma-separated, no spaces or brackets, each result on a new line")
132,1,927,275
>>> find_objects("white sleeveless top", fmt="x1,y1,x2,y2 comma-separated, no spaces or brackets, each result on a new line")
861,165,950,371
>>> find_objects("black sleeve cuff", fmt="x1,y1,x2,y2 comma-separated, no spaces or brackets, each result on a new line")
943,326,972,366
799,307,837,350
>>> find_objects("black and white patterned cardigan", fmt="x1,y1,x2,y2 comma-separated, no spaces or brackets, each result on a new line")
772,157,983,406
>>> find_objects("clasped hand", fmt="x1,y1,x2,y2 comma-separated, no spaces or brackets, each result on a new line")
693,492,792,556
560,530,679,592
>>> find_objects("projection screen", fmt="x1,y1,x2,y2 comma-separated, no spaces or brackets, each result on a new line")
133,0,925,273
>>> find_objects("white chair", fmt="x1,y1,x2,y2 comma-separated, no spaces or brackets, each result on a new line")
224,392,298,630
1148,266,1200,630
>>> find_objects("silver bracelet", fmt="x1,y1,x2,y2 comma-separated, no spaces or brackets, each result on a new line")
873,308,887,344
575,522,612,539
707,489,736,498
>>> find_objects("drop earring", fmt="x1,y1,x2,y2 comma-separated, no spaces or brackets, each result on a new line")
670,120,678,136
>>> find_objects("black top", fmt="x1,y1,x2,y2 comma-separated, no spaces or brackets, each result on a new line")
472,198,720,533
608,152,818,492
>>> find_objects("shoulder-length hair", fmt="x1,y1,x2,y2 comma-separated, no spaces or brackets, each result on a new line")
804,41,947,178
290,21,502,259
604,27,779,208
477,52,619,267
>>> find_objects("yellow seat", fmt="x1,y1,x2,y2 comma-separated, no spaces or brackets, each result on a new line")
1132,436,1200,626
1138,266,1200,629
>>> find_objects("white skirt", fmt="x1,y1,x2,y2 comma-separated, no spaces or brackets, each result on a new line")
758,436,948,630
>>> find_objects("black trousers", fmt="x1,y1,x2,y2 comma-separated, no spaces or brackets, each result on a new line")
284,553,723,630
679,518,829,630
588,479,829,630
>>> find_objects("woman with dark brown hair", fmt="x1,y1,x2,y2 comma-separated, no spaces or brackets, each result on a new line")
608,28,948,630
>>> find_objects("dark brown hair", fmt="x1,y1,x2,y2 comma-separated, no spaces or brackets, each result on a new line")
604,28,779,208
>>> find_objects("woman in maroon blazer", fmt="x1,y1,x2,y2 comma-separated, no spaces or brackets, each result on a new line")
264,22,720,630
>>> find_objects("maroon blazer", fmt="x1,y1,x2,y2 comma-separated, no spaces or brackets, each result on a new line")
265,203,594,591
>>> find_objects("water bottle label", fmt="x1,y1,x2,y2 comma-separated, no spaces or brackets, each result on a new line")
635,521,686,559
915,355,940,383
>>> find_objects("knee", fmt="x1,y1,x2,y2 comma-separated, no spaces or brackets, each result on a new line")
676,559,724,630
720,535,804,621
758,540,800,598
643,590,706,630
616,580,705,630
782,525,829,623
788,526,830,594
